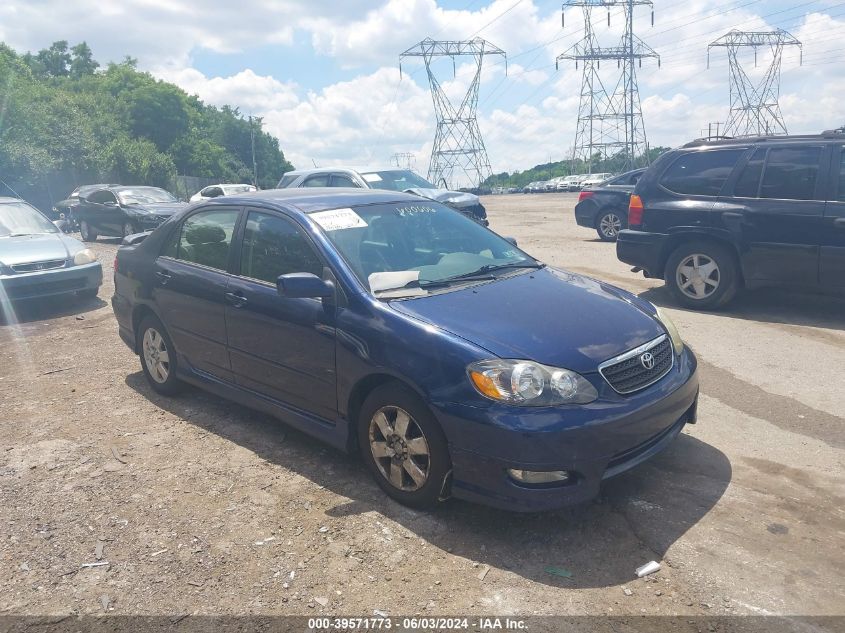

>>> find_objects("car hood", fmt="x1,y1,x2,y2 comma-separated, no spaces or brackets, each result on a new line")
389,267,664,373
126,202,188,215
0,233,86,266
403,188,480,209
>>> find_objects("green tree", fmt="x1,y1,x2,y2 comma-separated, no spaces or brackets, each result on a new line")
35,40,71,77
127,82,190,151
69,42,99,78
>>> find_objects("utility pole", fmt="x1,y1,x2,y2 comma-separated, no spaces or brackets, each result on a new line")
400,38,506,190
249,116,258,187
708,29,802,136
558,0,658,173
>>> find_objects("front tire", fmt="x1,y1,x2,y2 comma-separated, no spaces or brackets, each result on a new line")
358,382,451,509
596,210,624,242
665,240,739,310
80,220,97,242
137,316,183,395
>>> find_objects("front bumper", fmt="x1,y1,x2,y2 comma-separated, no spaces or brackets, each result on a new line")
435,347,698,511
616,230,669,278
0,262,102,301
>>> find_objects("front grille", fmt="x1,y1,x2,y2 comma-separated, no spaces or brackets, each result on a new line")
599,335,673,394
11,259,67,273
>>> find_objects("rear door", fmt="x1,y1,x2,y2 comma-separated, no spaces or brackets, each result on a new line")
720,145,824,285
822,145,845,287
153,206,241,382
225,209,337,420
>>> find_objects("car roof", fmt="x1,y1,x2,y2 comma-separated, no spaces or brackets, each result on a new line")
281,166,413,177
213,187,424,214
682,130,845,149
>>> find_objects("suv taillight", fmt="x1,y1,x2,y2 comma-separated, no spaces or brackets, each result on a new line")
578,191,594,202
113,256,119,274
628,194,644,228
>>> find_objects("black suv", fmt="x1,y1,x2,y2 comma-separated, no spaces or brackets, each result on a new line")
616,133,845,309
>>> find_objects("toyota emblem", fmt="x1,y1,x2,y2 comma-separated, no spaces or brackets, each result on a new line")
640,352,655,370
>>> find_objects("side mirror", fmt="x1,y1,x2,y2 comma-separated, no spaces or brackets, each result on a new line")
276,273,334,299
504,236,518,247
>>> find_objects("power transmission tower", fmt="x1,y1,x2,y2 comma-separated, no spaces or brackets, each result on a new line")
557,0,659,173
390,152,416,171
708,29,802,137
400,38,506,190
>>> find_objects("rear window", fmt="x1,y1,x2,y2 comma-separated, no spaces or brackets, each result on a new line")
660,149,745,196
277,174,298,188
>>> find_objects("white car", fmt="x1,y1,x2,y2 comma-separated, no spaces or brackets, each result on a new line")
190,183,257,202
579,173,614,188
560,175,584,191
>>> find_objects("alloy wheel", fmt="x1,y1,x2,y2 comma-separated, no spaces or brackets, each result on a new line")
676,253,720,300
368,406,431,492
142,327,170,384
599,213,622,239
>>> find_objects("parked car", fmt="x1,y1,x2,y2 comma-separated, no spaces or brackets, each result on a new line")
0,197,101,309
190,183,257,202
112,189,698,511
522,181,541,193
562,175,587,191
575,168,647,241
75,186,188,242
53,183,120,228
580,173,615,188
617,133,845,309
277,167,488,225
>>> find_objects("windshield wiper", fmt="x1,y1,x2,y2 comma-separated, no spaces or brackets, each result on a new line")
440,261,544,282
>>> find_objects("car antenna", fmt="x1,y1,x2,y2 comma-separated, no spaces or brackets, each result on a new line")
0,176,23,200
312,159,320,168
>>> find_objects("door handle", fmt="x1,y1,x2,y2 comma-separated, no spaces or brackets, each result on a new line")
155,271,172,285
834,218,845,228
225,291,248,308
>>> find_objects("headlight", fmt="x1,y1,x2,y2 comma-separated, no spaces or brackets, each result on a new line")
73,249,97,266
654,306,684,354
468,359,598,405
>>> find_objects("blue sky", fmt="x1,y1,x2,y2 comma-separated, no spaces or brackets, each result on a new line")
2,0,844,185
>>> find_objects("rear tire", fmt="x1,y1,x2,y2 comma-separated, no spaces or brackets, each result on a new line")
137,315,183,395
665,240,739,310
358,382,451,509
80,221,97,242
596,210,624,242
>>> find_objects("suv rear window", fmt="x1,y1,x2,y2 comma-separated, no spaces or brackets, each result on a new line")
660,149,745,196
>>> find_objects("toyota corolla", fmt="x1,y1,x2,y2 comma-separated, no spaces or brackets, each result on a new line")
112,189,698,511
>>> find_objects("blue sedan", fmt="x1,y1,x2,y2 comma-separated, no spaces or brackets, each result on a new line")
0,197,102,312
112,189,698,511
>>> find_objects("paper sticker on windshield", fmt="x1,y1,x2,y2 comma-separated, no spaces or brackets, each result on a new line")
362,173,382,182
311,208,368,231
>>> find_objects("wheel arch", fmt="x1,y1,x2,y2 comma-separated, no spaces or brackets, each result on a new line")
131,304,161,354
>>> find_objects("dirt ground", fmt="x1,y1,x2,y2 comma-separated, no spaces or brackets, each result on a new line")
1,193,844,622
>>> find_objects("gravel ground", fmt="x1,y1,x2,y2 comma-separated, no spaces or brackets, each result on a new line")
1,193,843,622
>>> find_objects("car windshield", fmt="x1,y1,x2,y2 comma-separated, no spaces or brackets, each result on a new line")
117,187,177,205
311,201,541,298
359,170,437,191
0,201,59,237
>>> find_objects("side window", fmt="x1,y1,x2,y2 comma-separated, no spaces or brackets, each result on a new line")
760,146,822,201
207,187,224,198
277,174,298,188
239,211,323,284
175,208,239,271
302,175,330,188
89,190,115,204
838,150,845,202
331,174,359,188
733,147,766,198
660,149,745,196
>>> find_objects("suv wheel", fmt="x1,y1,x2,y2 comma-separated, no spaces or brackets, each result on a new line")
665,241,739,309
596,211,624,242
80,220,97,242
358,382,451,509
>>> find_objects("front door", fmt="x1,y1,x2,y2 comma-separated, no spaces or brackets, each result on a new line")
822,145,845,288
225,209,337,421
153,206,241,382
722,145,824,285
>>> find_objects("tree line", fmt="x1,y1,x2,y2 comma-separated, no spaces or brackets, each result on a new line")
0,40,294,208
